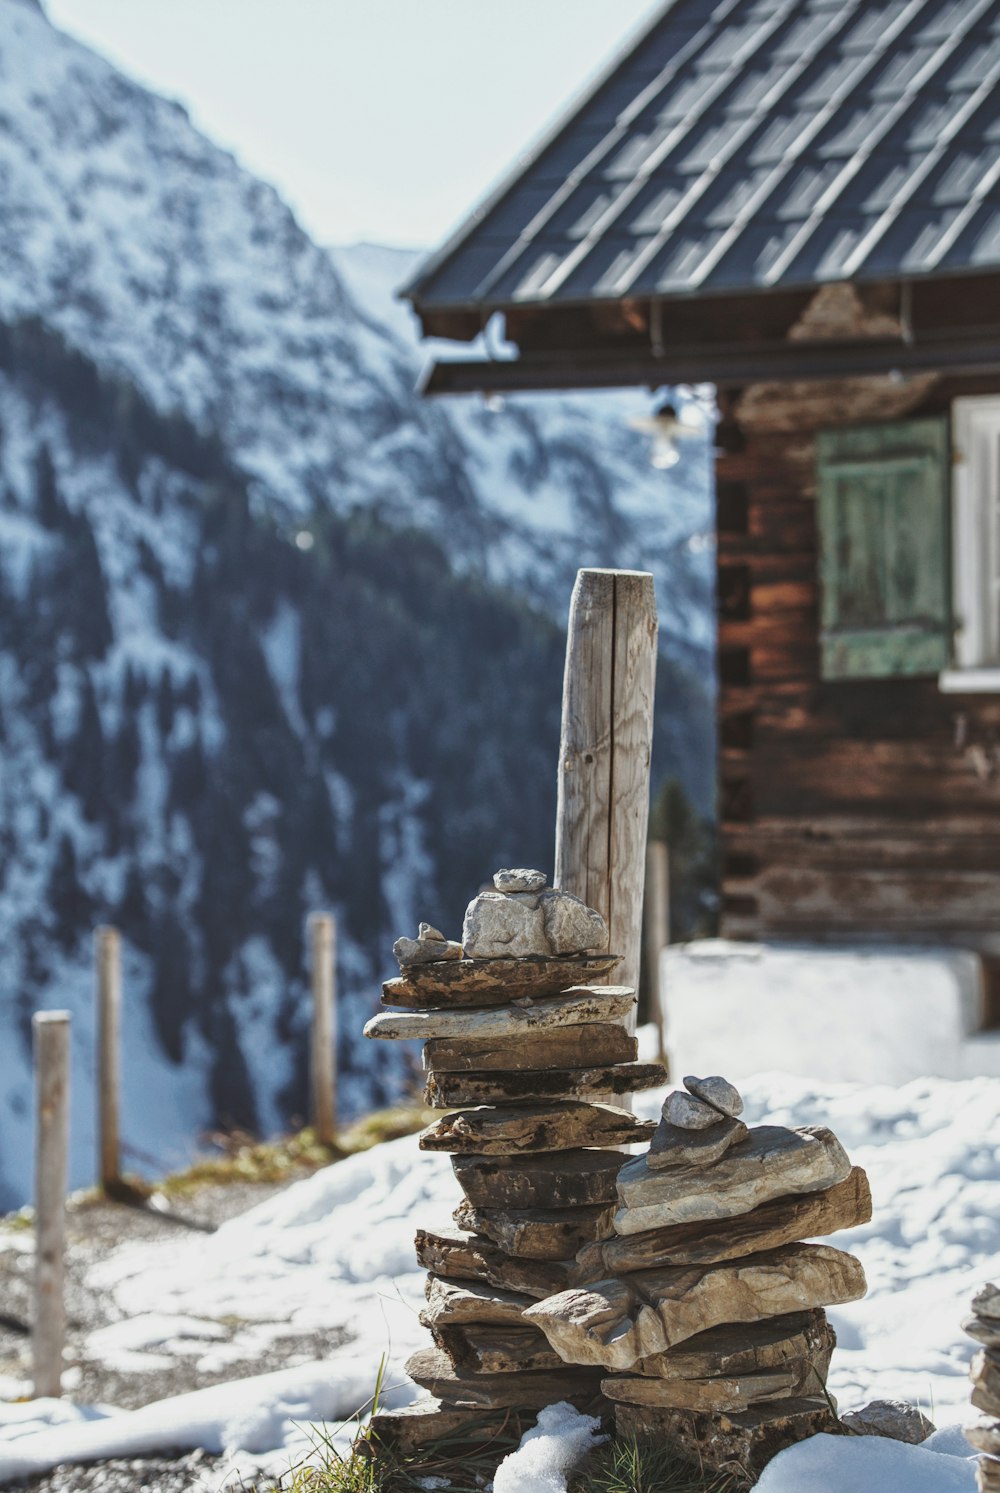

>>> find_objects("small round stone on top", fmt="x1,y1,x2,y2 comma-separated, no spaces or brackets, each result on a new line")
684,1074,744,1119
493,868,548,893
663,1090,722,1131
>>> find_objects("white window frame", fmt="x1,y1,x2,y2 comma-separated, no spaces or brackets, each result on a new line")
941,397,1000,693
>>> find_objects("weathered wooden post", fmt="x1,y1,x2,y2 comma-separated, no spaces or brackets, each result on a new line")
309,912,337,1145
33,1010,70,1399
645,839,670,1063
555,568,658,1030
95,924,121,1193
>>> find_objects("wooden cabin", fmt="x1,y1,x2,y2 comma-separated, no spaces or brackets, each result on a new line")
402,0,1000,1021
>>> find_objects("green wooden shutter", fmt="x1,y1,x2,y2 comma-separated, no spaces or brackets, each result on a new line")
817,416,952,680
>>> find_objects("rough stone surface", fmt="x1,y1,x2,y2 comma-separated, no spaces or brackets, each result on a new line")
405,1347,604,1409
369,1398,533,1457
632,1308,835,1383
382,954,621,1009
662,1090,722,1130
423,1023,637,1072
612,1397,837,1483
425,1061,665,1109
524,1243,866,1368
453,1148,624,1211
393,934,464,966
539,889,609,955
684,1074,744,1118
433,1322,563,1375
414,1226,576,1300
973,1284,1000,1321
462,892,550,958
494,869,547,892
462,888,608,959
420,1101,654,1154
839,1398,936,1443
614,1125,853,1233
454,1201,615,1261
366,985,636,1041
574,1168,872,1278
966,1419,1000,1455
972,1349,1000,1417
419,923,447,941
601,1357,825,1411
965,1312,1000,1349
648,1114,748,1171
421,1273,534,1328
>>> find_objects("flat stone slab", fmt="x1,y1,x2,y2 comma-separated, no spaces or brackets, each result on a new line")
422,1023,637,1072
405,1346,604,1409
613,1397,837,1481
453,1148,624,1211
425,1062,665,1109
971,1348,1000,1417
414,1226,576,1300
420,1101,654,1154
603,1310,835,1411
381,954,621,1008
603,1364,821,1412
647,1114,748,1170
368,1398,532,1457
524,1242,866,1368
455,1200,615,1261
433,1322,563,1375
422,1274,534,1328
365,985,636,1042
966,1418,1000,1455
965,1313,1000,1349
634,1308,835,1382
574,1169,872,1278
615,1125,852,1233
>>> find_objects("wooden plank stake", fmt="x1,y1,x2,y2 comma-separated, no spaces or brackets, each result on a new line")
95,925,121,1194
645,839,670,1064
555,569,658,1030
309,912,337,1145
33,1010,70,1399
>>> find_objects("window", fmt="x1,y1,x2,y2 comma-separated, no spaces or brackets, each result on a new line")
816,417,951,681
948,397,1000,681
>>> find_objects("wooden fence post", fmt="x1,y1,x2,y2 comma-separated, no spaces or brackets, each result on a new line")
95,925,121,1193
555,568,658,1030
645,839,670,1063
309,912,336,1145
33,1010,70,1399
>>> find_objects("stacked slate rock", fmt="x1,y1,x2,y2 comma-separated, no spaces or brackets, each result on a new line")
966,1283,1000,1493
525,1074,872,1485
363,868,667,1456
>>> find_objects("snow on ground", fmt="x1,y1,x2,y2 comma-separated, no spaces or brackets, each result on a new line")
1,1073,998,1488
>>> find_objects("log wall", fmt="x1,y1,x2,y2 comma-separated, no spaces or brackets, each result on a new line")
715,376,1000,1011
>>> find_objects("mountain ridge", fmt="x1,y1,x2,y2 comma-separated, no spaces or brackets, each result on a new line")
0,3,714,1208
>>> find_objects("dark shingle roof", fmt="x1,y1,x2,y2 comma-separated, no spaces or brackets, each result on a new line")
405,0,1000,316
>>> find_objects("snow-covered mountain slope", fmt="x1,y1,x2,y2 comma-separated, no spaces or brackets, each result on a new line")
0,0,714,1209
0,0,713,645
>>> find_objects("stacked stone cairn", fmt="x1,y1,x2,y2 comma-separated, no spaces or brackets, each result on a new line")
363,868,667,1458
965,1283,1000,1492
524,1074,873,1484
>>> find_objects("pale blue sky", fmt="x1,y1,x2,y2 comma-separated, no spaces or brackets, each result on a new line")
45,0,658,250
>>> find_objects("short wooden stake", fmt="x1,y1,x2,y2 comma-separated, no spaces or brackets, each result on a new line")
555,568,658,1029
95,925,121,1193
33,1010,70,1399
309,912,337,1145
645,839,670,1063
